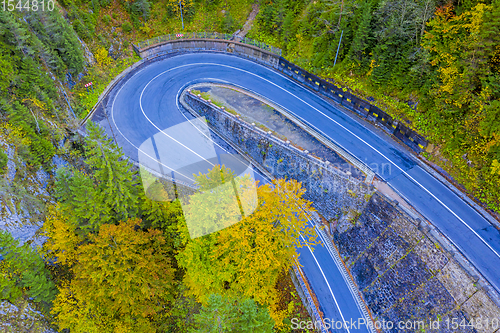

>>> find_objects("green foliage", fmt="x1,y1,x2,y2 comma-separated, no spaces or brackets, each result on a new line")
190,294,274,332
122,21,133,33
251,0,500,212
0,9,83,173
23,10,85,75
0,230,57,307
0,149,7,173
102,14,111,25
55,122,139,231
177,170,318,325
131,0,152,22
221,12,235,33
140,192,185,255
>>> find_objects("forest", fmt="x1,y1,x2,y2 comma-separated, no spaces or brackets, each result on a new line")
0,0,499,331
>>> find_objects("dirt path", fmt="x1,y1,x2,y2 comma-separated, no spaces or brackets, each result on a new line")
234,3,259,39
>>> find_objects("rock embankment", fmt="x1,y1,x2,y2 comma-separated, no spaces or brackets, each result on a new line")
334,192,500,332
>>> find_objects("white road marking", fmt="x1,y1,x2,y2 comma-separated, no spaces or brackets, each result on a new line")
300,232,351,333
139,71,215,167
110,72,195,183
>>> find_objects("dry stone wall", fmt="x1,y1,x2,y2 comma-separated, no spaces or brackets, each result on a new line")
334,192,500,333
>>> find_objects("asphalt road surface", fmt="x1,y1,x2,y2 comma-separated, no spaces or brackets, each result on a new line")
97,52,500,331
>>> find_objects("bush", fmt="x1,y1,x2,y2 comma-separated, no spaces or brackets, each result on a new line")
221,12,234,33
122,21,133,33
103,14,111,25
73,19,91,41
0,150,8,174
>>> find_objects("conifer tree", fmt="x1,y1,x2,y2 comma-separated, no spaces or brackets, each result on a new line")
84,122,139,223
0,230,57,307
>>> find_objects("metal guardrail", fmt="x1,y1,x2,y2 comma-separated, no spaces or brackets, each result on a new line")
277,58,428,154
136,32,282,56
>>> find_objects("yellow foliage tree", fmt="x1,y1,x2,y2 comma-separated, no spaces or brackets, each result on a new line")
42,204,80,266
94,47,112,67
423,3,491,108
177,167,318,326
51,219,175,333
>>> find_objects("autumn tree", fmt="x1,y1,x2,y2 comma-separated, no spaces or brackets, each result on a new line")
51,219,175,333
177,166,317,325
421,1,500,211
42,204,80,267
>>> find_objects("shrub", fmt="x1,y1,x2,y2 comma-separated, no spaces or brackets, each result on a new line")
94,47,112,67
221,12,234,33
122,21,133,33
102,14,111,25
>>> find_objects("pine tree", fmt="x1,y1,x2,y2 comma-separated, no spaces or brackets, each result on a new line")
84,122,139,223
55,167,109,230
349,0,374,66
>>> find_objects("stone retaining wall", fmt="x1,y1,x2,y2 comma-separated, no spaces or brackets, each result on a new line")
334,192,500,332
183,92,373,222
139,39,280,69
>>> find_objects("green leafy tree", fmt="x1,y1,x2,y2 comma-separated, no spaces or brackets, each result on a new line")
190,294,274,333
